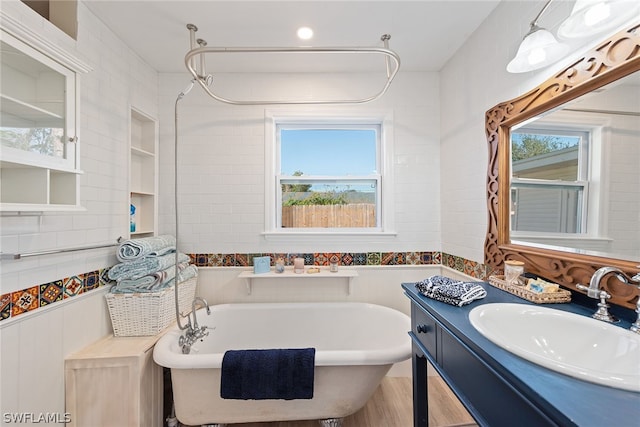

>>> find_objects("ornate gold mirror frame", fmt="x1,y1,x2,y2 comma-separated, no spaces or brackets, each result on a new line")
485,23,640,310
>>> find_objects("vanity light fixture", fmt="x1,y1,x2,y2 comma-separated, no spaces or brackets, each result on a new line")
507,0,569,73
557,0,640,40
297,26,314,40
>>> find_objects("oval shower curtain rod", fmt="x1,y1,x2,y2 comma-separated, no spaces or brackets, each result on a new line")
183,23,401,105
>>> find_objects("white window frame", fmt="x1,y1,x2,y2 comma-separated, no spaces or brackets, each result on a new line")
263,109,396,242
509,113,610,242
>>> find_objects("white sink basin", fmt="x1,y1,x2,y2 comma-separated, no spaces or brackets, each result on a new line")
469,303,640,392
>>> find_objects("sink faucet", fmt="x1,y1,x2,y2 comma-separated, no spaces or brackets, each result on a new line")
577,266,640,332
179,297,211,354
603,266,640,334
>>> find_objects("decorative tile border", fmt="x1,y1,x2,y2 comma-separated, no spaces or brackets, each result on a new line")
1,251,489,322
1,268,115,322
187,251,446,267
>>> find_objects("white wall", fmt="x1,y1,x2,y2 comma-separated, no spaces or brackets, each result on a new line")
157,71,442,254
154,45,445,387
0,0,158,421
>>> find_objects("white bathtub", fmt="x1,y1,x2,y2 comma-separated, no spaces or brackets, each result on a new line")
153,302,411,426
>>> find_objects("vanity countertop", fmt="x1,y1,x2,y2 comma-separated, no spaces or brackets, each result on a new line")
402,282,640,427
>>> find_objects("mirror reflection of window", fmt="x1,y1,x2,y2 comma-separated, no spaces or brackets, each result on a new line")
510,128,589,234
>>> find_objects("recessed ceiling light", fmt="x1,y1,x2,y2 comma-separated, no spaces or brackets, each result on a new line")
297,27,313,40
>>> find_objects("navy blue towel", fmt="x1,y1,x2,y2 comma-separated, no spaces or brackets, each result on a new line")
220,348,315,400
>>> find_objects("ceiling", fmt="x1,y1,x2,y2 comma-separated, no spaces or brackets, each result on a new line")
84,0,501,74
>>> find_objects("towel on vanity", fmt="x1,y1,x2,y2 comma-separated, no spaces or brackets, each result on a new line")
116,235,176,262
415,275,486,307
220,348,315,400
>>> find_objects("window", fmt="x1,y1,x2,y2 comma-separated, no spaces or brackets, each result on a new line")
510,127,590,234
264,111,395,237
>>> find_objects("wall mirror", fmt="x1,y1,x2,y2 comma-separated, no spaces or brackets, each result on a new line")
485,23,639,310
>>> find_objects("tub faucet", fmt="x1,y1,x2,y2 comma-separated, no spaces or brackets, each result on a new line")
191,296,211,330
577,266,640,330
179,297,211,354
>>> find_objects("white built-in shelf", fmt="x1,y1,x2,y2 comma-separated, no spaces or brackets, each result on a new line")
1,93,64,122
130,146,154,158
129,107,158,238
238,268,358,295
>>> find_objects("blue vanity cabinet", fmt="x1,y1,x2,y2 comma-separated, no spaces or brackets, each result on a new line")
409,301,556,427
404,282,640,427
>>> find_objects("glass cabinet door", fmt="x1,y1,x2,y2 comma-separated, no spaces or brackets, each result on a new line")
0,30,77,171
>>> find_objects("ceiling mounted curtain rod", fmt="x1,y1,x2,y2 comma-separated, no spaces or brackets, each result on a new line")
183,23,401,105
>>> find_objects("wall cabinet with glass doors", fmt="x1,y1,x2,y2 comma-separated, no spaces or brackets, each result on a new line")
0,27,88,211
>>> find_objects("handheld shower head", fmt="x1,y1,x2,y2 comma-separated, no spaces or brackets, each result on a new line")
177,79,196,100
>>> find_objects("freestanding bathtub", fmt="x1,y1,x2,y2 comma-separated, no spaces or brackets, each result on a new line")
153,302,411,426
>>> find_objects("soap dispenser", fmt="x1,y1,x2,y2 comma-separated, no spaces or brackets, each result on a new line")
130,204,136,232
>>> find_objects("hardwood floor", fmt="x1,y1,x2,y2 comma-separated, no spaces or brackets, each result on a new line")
187,376,476,427
427,376,477,427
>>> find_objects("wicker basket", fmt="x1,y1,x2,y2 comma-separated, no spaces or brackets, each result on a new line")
488,275,571,304
105,276,197,337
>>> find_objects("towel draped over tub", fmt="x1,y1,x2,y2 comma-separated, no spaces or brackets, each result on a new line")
220,348,315,400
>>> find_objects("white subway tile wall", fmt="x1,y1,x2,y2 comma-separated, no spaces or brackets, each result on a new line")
157,71,443,254
0,1,158,418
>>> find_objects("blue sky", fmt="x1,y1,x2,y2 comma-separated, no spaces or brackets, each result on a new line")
280,129,377,176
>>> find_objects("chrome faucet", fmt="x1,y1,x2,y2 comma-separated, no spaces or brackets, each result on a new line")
577,266,640,331
605,266,640,334
179,297,211,354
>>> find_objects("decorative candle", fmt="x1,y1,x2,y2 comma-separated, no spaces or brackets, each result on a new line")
329,254,339,272
294,257,305,273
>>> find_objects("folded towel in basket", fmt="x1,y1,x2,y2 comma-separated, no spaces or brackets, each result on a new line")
108,252,190,281
220,348,315,400
416,275,486,307
116,235,176,262
110,264,197,293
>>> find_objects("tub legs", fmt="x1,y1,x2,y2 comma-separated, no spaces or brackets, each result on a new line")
319,418,343,427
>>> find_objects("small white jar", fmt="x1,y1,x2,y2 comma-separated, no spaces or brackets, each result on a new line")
504,260,525,286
